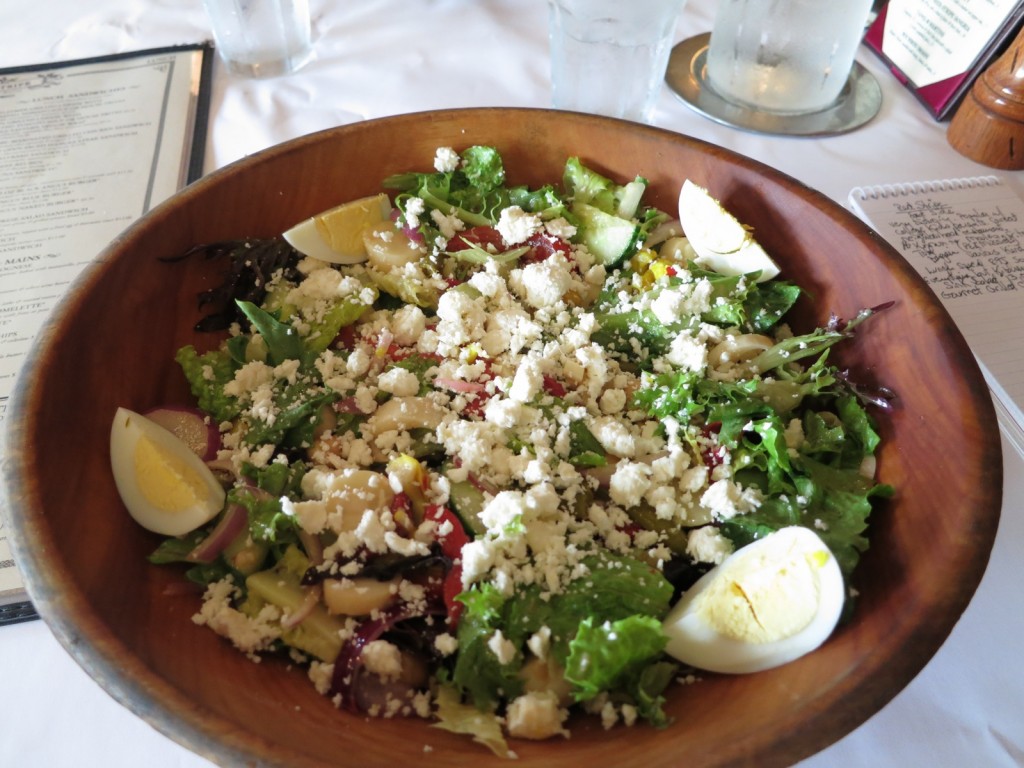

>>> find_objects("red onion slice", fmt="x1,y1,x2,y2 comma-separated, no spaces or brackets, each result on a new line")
281,583,323,630
186,503,248,563
434,378,486,394
330,605,443,712
144,405,220,461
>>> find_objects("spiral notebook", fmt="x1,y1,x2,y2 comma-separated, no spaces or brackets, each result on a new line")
848,175,1024,457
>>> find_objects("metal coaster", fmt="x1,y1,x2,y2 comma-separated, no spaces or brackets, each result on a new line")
665,33,882,137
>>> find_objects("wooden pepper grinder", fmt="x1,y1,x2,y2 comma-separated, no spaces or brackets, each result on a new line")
948,23,1024,169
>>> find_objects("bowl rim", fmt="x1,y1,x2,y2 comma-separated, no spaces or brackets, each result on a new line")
0,106,1004,767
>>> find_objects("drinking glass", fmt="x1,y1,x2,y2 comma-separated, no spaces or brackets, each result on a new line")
705,0,874,114
202,0,313,78
549,0,688,124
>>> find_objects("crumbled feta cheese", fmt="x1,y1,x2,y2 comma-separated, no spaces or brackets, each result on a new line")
495,205,542,245
609,461,652,508
591,416,636,458
433,146,460,172
544,217,577,240
361,640,404,681
430,208,465,240
700,478,764,520
192,578,281,657
377,367,420,397
506,691,570,740
390,304,426,346
404,196,426,229
434,633,459,656
526,626,552,661
686,525,735,564
509,355,543,403
666,331,707,372
512,258,573,308
598,388,627,414
487,630,517,665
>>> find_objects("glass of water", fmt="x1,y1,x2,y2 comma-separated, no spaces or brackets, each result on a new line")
202,0,313,78
549,0,688,124
704,0,874,115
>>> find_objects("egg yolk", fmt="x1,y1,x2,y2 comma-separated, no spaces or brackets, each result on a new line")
133,434,209,512
694,548,827,644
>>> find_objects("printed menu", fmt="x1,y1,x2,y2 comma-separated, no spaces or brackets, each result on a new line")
0,44,212,624
865,0,1024,119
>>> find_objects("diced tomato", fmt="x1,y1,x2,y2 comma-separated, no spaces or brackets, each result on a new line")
446,226,572,265
701,422,728,469
425,504,469,559
441,569,464,626
389,491,415,532
618,521,643,539
521,232,572,264
332,324,359,351
425,504,470,626
390,491,411,513
542,375,567,398
445,225,506,253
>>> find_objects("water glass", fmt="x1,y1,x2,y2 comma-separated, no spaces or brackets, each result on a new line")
202,0,313,78
705,0,874,115
549,0,688,124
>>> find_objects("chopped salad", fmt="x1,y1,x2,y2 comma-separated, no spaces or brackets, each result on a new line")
116,146,894,756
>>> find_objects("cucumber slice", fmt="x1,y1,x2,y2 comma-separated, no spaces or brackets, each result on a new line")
447,478,487,537
573,201,641,267
245,556,347,662
615,180,647,219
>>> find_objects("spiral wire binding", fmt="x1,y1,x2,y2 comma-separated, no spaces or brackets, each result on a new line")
850,175,1003,200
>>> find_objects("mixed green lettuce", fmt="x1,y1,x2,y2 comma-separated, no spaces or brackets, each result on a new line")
151,145,895,754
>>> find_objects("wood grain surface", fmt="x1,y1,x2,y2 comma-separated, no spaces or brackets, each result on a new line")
1,108,1003,768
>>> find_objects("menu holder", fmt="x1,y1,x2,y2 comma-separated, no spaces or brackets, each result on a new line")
848,175,1024,456
0,44,213,625
865,0,1024,120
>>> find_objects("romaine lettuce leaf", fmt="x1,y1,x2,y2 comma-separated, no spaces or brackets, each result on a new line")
237,300,305,365
175,344,241,423
453,552,674,719
228,486,300,545
451,584,524,709
304,292,376,354
721,456,893,578
432,683,515,759
564,615,669,703
240,375,335,448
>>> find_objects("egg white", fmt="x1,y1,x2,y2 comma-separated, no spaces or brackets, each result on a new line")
282,193,392,265
110,407,225,536
677,180,780,283
663,526,845,674
283,217,359,264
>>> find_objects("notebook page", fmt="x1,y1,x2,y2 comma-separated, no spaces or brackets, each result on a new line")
848,176,1024,434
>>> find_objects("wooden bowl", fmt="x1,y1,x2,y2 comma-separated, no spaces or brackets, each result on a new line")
1,108,1002,767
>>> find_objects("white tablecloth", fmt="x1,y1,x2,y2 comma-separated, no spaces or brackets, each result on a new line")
1,1,1022,766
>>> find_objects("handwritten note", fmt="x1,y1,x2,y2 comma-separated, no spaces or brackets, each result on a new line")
883,195,1024,299
848,175,1024,456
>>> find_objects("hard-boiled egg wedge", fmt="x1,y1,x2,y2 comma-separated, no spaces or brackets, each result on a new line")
110,407,225,536
678,179,780,283
283,192,393,265
663,526,844,674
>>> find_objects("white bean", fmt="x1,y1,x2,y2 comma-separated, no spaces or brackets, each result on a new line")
308,468,394,533
367,396,447,435
708,333,774,374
